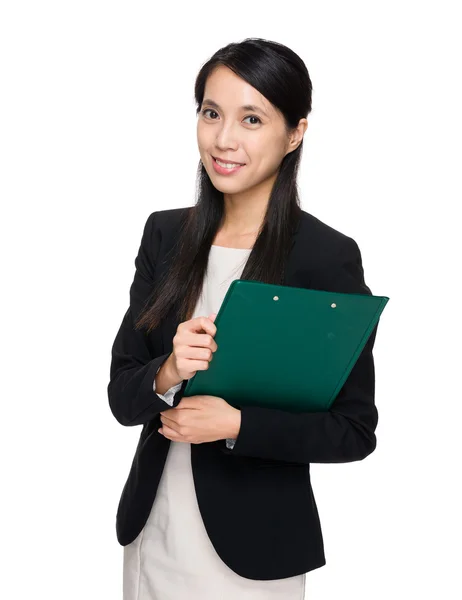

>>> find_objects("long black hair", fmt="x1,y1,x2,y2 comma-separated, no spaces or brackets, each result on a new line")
136,37,313,334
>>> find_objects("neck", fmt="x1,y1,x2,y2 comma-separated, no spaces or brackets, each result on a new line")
221,173,276,235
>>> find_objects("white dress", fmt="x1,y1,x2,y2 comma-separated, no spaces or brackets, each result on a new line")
123,244,307,600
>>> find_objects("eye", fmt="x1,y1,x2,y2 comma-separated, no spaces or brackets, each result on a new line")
201,108,218,119
243,115,262,125
200,109,261,125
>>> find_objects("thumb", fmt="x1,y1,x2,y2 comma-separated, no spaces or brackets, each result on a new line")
209,312,217,321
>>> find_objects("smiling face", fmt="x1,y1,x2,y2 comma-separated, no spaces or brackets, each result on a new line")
197,65,297,197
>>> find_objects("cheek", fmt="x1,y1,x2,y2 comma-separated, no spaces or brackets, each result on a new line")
196,141,209,165
247,137,280,167
196,129,204,150
197,121,212,143
196,126,206,150
247,152,278,175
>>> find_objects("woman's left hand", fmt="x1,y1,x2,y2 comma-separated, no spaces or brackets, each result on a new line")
159,395,241,444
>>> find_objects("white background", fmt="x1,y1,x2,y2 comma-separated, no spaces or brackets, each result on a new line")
1,1,460,598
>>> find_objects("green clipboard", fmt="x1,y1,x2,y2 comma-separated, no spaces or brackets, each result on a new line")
184,279,389,412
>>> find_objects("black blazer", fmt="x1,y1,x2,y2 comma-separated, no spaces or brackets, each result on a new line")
107,206,379,581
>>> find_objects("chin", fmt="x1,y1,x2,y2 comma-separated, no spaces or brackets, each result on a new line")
212,182,245,195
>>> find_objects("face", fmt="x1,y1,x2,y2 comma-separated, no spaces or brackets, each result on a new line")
197,65,305,197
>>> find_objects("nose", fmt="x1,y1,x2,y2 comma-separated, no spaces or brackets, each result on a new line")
215,121,239,151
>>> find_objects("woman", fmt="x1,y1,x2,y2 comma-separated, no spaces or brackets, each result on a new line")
108,38,379,599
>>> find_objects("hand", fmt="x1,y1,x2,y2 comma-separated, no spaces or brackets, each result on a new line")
169,313,218,382
158,395,241,444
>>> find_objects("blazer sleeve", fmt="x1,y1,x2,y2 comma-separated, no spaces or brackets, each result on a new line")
107,211,187,427
219,237,379,465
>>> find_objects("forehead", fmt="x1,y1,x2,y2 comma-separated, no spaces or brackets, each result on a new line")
203,65,273,116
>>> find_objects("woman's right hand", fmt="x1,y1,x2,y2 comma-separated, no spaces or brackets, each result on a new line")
169,313,218,381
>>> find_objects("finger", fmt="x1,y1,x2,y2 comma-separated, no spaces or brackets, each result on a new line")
160,424,184,441
160,414,179,429
178,341,217,359
158,425,173,439
159,408,175,416
175,332,217,356
187,316,217,337
160,415,178,429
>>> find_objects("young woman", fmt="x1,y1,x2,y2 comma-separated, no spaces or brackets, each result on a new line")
108,37,379,600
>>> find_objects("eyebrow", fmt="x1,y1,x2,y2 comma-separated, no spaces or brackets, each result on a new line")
202,99,269,118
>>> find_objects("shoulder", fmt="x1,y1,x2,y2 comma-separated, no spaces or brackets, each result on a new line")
148,206,191,228
136,207,191,265
298,209,362,267
297,210,371,294
142,206,191,241
153,206,191,224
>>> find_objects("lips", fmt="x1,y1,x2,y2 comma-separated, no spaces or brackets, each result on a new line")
212,156,246,166
211,156,246,175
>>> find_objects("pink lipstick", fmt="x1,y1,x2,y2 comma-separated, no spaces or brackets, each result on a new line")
211,156,246,175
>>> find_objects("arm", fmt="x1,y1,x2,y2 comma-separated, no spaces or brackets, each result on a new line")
107,211,187,426
220,237,379,464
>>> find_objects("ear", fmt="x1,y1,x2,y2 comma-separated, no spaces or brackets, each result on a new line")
287,118,308,154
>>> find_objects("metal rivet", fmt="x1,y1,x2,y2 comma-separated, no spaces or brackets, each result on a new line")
331,303,337,308
273,296,279,301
